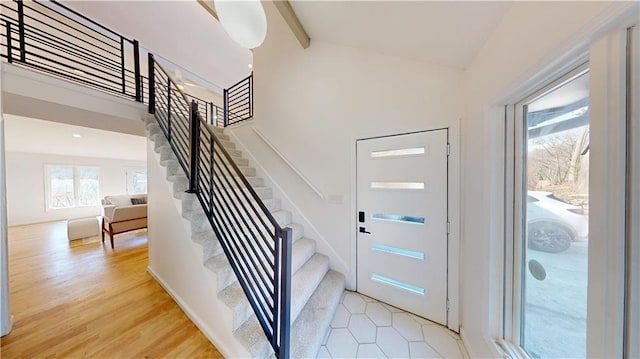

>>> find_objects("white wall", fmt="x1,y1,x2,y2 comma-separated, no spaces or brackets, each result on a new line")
242,2,464,290
5,152,145,226
146,140,248,358
2,64,146,136
244,1,639,357
462,2,637,357
0,62,13,336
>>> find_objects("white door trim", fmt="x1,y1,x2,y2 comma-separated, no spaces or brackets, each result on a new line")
587,24,629,359
349,122,460,332
625,24,639,359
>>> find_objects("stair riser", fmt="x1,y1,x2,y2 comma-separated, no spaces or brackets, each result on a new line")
218,186,271,201
192,230,215,245
173,191,189,200
182,195,201,213
161,158,178,167
146,122,161,133
191,215,211,234
160,148,176,162
291,239,316,278
202,237,223,262
220,139,236,150
235,271,346,359
166,163,183,177
211,132,230,141
154,142,168,154
154,140,169,153
201,207,290,230
263,198,281,213
206,255,236,292
184,203,301,240
239,166,256,177
181,193,202,213
228,254,330,331
149,115,343,359
246,177,264,187
173,180,188,194
289,255,330,325
180,186,278,213
209,197,281,213
149,132,165,144
226,148,242,157
208,235,310,294
222,156,249,167
168,174,187,185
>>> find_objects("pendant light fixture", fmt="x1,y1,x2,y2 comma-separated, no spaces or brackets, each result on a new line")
215,0,267,49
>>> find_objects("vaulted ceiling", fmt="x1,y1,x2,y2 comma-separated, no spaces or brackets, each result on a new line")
62,1,511,83
289,1,512,69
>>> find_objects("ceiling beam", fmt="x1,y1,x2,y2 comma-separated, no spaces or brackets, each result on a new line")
273,1,310,49
197,0,218,21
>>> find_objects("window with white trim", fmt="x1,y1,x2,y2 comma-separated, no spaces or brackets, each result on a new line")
505,64,590,358
125,167,147,194
46,165,100,210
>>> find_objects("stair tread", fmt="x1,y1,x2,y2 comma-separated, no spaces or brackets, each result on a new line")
236,270,346,358
290,271,345,358
205,238,316,291
181,196,281,220
220,252,329,331
192,230,215,244
148,114,341,359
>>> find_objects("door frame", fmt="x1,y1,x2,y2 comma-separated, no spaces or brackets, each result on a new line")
349,122,460,332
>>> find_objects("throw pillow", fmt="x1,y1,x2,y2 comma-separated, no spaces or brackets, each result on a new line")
131,197,147,205
105,195,131,207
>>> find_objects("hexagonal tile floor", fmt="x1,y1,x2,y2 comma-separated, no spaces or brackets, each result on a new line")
317,291,469,358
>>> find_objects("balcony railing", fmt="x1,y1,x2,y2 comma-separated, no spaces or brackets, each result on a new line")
0,0,142,101
0,0,253,128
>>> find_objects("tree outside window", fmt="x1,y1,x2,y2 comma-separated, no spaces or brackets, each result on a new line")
47,166,100,210
126,168,147,194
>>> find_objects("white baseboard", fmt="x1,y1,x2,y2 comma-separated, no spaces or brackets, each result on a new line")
146,266,237,358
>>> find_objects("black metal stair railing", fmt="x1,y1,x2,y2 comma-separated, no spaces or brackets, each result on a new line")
185,93,226,128
185,88,253,127
0,0,143,101
224,73,253,126
148,54,293,359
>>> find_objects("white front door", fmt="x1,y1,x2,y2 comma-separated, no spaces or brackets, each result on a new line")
357,129,449,325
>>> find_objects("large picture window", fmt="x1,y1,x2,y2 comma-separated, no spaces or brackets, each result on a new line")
46,166,100,210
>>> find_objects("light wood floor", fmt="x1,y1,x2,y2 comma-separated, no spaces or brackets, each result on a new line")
1,221,223,358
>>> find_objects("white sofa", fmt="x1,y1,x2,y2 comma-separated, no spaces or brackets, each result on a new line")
101,194,148,248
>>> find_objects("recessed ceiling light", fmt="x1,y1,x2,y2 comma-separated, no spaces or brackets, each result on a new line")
248,64,253,69
72,133,82,138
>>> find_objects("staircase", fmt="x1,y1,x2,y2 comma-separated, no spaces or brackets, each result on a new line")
0,1,347,354
145,114,345,358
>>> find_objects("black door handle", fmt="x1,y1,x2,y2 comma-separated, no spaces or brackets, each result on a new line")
359,226,371,234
